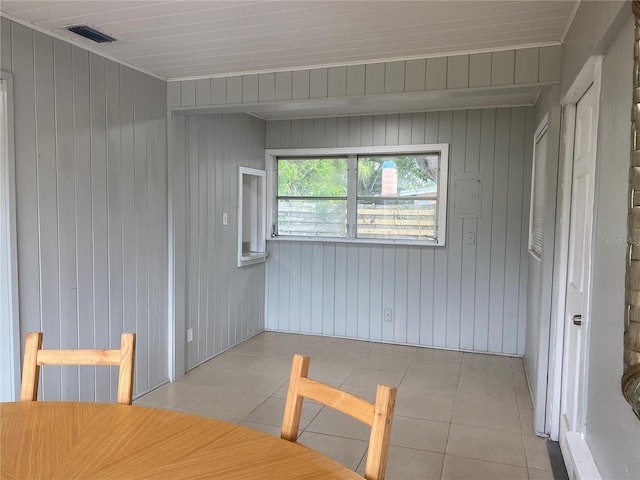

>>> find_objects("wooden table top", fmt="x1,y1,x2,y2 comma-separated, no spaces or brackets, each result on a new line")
1,401,362,480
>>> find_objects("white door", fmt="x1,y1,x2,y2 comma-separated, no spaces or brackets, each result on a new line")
560,84,598,442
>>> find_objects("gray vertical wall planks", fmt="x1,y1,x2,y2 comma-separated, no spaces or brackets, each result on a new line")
460,109,481,350
7,19,169,401
447,55,469,89
106,59,124,400
515,48,540,84
242,74,258,103
309,68,328,98
275,72,292,101
174,113,265,370
385,61,405,93
433,111,452,348
474,109,496,351
365,63,385,95
292,70,309,100
167,81,180,108
265,107,532,355
0,17,11,72
166,46,562,110
469,53,492,88
334,244,347,336
134,71,150,394
518,108,535,356
405,59,426,92
54,39,79,400
181,80,196,107
196,78,211,106
346,65,365,97
227,76,242,104
491,51,516,86
321,244,335,335
34,32,61,399
445,110,462,350
488,109,511,353
539,45,562,84
259,73,275,102
328,67,347,97
13,23,41,361
426,57,448,90
120,66,137,361
211,78,226,105
90,53,110,400
73,46,96,401
503,108,526,354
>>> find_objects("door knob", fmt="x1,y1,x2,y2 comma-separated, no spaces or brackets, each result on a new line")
572,314,582,326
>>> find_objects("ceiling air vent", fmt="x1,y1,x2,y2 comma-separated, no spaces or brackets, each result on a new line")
66,25,116,43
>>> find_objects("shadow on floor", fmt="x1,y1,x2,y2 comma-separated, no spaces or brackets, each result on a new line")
546,440,569,480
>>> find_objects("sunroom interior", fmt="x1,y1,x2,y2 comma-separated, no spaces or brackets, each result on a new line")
0,1,638,479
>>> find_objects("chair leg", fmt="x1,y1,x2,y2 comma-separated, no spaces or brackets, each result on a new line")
280,354,310,442
364,384,396,480
117,333,136,405
20,332,43,401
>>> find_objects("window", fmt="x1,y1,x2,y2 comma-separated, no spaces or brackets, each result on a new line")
237,167,267,267
529,117,548,259
266,145,449,246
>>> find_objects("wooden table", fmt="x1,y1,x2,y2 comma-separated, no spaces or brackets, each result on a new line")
1,401,361,479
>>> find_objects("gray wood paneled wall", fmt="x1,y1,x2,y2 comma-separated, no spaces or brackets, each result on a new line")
265,108,534,355
173,113,266,371
3,18,169,400
167,46,561,109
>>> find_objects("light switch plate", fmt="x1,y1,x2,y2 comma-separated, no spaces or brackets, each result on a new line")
465,231,476,245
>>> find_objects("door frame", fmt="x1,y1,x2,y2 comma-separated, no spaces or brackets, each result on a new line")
0,70,21,401
548,56,602,478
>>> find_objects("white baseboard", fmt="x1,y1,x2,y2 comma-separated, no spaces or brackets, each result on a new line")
561,432,602,480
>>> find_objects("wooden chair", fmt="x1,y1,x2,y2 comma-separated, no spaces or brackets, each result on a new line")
20,332,136,405
281,354,397,480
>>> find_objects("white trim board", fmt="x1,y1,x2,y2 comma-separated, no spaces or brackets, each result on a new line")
563,433,602,480
553,57,603,477
0,70,20,401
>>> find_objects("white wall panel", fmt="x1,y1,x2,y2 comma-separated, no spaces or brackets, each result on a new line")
168,46,562,109
265,107,532,355
55,39,79,400
291,71,309,100
174,113,266,370
7,19,169,401
309,68,328,99
195,78,211,106
275,72,292,101
469,53,492,88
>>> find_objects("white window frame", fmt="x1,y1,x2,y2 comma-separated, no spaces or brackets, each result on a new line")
529,115,548,260
265,144,449,246
237,166,267,267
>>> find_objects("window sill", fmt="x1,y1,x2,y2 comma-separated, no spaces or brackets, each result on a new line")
238,252,268,267
267,236,444,247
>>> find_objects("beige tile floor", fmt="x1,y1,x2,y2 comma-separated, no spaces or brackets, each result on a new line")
136,332,553,480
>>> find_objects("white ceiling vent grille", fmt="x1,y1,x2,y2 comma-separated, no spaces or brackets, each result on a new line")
66,25,116,44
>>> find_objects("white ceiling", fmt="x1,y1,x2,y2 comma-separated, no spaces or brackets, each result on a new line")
1,0,578,81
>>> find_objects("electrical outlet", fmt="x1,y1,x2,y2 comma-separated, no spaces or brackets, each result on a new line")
222,213,228,226
187,328,193,342
383,308,393,322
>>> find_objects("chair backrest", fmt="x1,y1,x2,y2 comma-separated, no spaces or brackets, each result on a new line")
20,332,136,405
281,354,396,480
